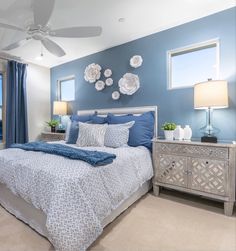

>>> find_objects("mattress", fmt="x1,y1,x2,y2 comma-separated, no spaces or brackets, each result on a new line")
0,143,153,251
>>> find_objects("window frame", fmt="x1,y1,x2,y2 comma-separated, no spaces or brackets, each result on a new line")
0,62,6,149
57,75,75,101
167,38,220,90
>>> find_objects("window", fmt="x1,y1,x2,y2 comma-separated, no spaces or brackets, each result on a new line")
57,76,75,101
167,39,219,89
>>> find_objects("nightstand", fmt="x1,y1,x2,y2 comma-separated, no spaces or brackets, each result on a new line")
41,132,65,142
152,139,236,216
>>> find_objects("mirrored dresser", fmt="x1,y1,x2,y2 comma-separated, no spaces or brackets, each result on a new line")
152,139,236,216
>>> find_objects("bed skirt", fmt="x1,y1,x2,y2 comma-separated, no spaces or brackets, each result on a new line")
0,181,152,238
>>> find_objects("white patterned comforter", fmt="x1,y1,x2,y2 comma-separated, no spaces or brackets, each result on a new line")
0,144,153,251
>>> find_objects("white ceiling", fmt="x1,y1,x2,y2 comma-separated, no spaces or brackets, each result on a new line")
0,0,235,68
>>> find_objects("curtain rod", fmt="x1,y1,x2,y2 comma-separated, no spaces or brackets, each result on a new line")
0,52,28,64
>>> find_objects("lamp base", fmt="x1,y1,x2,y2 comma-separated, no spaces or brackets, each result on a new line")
201,136,217,143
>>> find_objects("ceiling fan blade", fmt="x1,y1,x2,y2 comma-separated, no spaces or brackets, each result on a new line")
32,0,55,26
3,38,31,51
41,38,65,57
0,22,25,32
50,26,102,38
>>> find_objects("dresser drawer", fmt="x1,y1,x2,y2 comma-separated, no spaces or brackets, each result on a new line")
155,143,228,160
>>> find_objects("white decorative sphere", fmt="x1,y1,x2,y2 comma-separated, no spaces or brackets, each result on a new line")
95,80,105,91
84,63,102,83
112,91,120,100
118,73,140,95
130,55,143,68
105,78,113,86
104,69,112,77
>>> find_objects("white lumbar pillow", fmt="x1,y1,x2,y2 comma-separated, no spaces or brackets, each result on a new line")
76,122,108,147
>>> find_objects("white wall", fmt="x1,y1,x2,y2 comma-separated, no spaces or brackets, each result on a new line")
27,64,50,141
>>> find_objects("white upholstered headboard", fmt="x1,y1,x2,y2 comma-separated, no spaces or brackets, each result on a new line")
77,106,158,138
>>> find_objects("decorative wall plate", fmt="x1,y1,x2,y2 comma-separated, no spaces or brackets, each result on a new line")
105,78,113,86
112,91,120,100
118,73,140,95
130,55,143,68
95,80,105,91
104,69,112,77
84,63,102,83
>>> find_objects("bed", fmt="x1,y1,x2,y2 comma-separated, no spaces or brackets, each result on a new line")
0,106,158,251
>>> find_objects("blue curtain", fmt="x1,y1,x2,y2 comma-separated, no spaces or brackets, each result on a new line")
6,61,28,148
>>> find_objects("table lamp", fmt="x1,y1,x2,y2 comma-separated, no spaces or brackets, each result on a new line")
53,101,67,129
194,79,228,143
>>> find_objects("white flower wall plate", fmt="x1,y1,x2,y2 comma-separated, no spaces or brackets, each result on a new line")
105,78,113,86
130,55,143,68
118,73,140,95
104,69,112,77
112,91,120,100
84,63,102,83
95,80,105,91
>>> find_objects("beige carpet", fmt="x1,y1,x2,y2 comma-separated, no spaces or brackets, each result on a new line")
0,190,235,251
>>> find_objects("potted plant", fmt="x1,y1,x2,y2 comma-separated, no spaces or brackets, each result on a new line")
161,122,177,140
46,120,59,133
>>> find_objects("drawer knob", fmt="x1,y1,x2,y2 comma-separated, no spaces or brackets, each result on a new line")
206,161,209,165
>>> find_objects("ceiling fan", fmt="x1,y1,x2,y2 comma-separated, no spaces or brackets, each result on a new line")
0,0,102,57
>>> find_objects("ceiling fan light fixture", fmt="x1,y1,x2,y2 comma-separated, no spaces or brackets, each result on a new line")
118,18,125,23
35,52,44,61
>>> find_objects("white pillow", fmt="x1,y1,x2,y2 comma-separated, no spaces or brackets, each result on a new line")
104,121,135,148
76,122,108,147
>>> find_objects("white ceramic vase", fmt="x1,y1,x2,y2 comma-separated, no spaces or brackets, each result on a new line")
164,130,174,140
174,125,184,140
184,125,192,141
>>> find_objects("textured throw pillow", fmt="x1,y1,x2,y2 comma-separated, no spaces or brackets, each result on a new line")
76,122,108,147
104,121,135,148
107,111,155,150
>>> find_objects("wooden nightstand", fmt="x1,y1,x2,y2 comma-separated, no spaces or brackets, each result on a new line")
152,139,236,216
41,132,65,142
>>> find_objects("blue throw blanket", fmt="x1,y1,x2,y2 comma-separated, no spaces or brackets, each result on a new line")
11,142,116,166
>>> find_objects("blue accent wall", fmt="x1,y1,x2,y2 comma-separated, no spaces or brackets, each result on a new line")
51,7,236,141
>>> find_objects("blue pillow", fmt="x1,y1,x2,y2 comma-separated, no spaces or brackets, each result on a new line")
91,113,108,124
107,111,155,150
66,121,79,144
107,113,133,124
70,114,92,122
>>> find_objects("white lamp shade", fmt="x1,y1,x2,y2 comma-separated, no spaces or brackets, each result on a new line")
194,80,228,109
53,101,67,115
